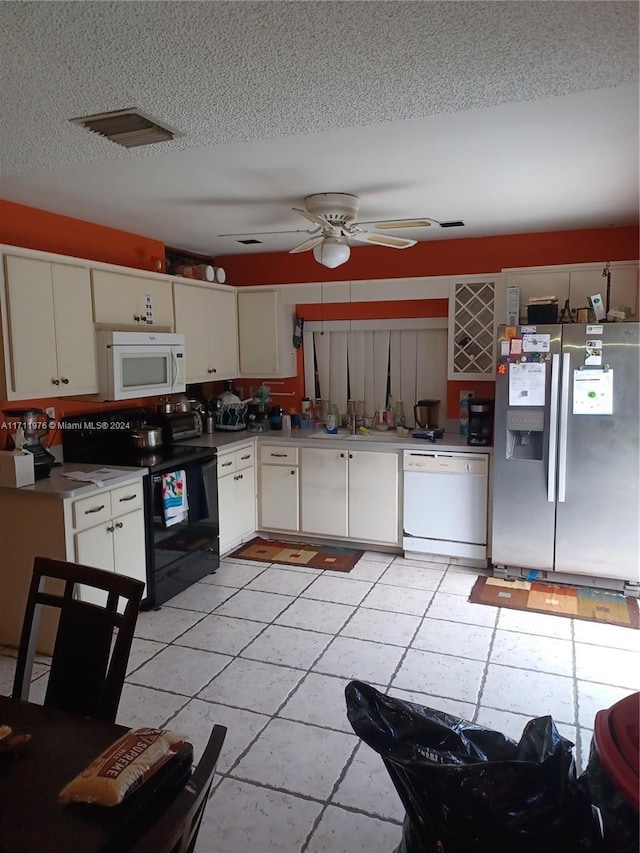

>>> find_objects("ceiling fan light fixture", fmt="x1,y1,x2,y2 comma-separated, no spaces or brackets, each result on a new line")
312,236,351,269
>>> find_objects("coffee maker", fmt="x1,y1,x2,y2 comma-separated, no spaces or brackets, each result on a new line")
467,399,494,446
3,408,56,479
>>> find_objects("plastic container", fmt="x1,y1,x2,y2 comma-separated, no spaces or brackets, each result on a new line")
581,691,639,853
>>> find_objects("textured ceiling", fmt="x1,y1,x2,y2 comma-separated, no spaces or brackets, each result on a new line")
0,1,638,257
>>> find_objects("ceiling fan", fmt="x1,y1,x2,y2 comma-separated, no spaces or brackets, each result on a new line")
219,193,446,268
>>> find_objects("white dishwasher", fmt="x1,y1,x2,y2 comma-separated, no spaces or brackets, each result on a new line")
402,449,489,561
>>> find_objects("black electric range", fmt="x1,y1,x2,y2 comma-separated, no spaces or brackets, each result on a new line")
61,409,220,608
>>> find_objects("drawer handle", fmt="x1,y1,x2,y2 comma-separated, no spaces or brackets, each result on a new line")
240,454,251,461
84,504,106,514
106,525,115,533
118,494,136,502
115,521,124,529
221,461,233,467
270,453,287,458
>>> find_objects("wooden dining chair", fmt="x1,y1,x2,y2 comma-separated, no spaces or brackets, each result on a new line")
130,724,227,853
12,556,144,723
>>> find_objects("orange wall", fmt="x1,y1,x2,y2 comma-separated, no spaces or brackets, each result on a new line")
217,226,639,286
0,200,165,272
1,202,637,423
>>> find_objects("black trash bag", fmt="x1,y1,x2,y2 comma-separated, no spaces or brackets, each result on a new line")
345,681,603,853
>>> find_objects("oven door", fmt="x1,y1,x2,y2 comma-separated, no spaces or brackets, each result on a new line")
149,456,219,606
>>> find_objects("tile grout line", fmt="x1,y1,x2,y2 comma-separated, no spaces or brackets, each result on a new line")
471,605,501,724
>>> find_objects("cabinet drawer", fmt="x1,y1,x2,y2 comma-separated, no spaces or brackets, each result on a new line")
260,445,299,465
73,492,112,530
235,445,255,470
218,452,237,475
110,481,144,516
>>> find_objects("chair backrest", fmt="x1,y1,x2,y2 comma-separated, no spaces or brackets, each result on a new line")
12,556,144,723
131,724,227,853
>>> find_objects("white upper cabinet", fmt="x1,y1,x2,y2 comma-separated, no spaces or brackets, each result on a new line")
92,269,174,328
1,255,97,399
172,281,238,382
237,289,296,378
502,262,639,323
448,280,497,380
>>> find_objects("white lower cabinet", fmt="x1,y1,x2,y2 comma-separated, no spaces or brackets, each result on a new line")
0,474,146,653
259,445,300,533
218,444,256,555
300,447,400,545
73,480,147,606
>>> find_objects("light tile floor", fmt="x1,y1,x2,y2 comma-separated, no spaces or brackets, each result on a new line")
2,551,639,853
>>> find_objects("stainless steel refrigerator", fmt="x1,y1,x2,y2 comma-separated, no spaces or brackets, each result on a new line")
491,322,639,592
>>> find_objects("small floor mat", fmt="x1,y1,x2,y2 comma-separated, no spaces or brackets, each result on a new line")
229,537,365,573
469,576,639,628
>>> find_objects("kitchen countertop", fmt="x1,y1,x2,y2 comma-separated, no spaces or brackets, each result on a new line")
184,429,493,454
0,463,144,499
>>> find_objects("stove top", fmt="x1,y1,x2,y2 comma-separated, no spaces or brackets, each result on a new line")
60,408,215,473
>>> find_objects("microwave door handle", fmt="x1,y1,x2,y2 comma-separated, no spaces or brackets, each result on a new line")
170,349,178,390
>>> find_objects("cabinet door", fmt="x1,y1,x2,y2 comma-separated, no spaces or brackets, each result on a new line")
238,290,280,375
92,270,173,327
51,263,98,394
260,465,299,532
173,283,211,382
112,508,147,597
74,522,114,606
3,255,58,397
235,464,256,540
300,448,348,537
448,281,497,380
348,451,399,544
208,288,239,379
218,472,238,556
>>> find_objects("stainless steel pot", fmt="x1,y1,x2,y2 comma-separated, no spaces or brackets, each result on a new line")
130,426,164,450
174,398,192,413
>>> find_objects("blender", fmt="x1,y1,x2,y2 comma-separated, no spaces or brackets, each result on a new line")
2,408,56,479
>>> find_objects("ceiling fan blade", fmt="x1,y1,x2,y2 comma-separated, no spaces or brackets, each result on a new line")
358,218,435,229
217,228,318,237
292,208,330,228
289,235,325,254
350,231,417,249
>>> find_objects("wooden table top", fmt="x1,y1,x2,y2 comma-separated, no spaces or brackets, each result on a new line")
0,695,193,853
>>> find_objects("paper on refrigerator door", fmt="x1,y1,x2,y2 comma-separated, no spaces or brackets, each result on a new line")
573,369,613,415
508,362,546,406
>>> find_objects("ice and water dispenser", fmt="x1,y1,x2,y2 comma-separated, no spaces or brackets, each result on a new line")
506,409,546,460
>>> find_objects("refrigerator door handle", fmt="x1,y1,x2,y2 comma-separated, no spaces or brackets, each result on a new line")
557,352,571,503
547,353,560,502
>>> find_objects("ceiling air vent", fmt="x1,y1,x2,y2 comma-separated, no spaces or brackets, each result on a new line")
237,238,263,245
439,220,465,228
69,108,178,148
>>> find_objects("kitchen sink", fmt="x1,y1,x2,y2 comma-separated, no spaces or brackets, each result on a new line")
307,430,406,441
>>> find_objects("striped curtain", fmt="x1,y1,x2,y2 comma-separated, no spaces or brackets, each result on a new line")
306,328,447,425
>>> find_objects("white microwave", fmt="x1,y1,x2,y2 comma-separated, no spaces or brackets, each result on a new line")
96,331,186,400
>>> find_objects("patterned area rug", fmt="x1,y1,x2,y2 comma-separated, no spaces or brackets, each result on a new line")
229,537,365,573
470,576,639,628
